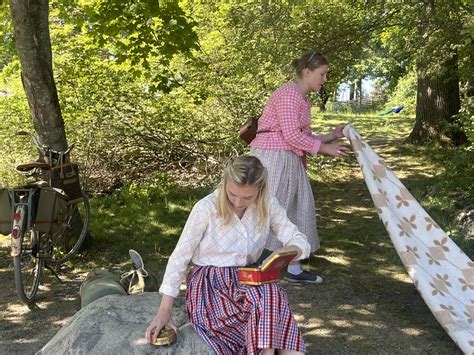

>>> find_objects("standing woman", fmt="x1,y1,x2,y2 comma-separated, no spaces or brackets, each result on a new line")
250,50,350,283
146,156,310,354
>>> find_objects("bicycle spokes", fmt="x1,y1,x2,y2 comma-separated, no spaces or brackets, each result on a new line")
13,230,43,303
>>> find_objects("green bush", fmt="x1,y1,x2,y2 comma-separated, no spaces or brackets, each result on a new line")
385,69,417,115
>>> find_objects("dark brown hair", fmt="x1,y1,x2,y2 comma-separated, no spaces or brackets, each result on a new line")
291,51,329,77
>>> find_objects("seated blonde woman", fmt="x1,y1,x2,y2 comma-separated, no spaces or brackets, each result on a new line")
146,155,310,354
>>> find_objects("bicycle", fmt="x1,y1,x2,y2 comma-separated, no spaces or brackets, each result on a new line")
0,133,90,305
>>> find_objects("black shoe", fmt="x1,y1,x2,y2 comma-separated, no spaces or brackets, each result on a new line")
284,271,323,284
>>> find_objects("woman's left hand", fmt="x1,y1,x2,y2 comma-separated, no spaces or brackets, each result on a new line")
333,123,348,139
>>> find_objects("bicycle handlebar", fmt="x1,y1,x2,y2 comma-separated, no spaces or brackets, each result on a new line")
16,131,75,156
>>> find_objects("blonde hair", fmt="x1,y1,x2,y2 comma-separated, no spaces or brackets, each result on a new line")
217,156,268,230
291,50,329,78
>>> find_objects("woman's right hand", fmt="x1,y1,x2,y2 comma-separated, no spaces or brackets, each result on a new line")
319,142,351,157
145,296,177,343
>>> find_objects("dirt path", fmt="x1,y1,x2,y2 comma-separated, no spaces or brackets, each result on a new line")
0,133,462,354
0,249,86,354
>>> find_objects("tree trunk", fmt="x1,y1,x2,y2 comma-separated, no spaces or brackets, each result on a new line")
318,86,329,112
356,79,362,105
9,0,91,249
9,0,67,151
406,57,468,146
349,82,355,101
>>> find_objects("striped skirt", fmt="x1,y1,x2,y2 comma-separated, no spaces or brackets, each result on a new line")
185,266,306,355
250,148,319,252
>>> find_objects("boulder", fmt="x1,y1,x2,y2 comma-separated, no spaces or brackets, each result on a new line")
36,292,212,355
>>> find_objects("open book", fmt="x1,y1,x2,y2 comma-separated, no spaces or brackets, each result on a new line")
238,250,298,285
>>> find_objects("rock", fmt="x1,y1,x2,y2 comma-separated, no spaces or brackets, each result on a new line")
36,292,212,355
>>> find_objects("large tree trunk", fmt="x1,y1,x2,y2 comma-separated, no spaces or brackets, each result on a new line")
318,86,329,112
9,0,91,249
407,56,468,146
9,0,67,151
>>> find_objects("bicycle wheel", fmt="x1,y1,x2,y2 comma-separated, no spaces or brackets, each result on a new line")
13,229,43,305
46,191,90,265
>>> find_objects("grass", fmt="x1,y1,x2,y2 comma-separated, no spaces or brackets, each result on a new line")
79,176,213,275
314,112,473,257
297,111,470,353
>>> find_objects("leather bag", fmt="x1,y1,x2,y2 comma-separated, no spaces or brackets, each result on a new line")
239,115,272,145
239,116,259,144
49,163,83,203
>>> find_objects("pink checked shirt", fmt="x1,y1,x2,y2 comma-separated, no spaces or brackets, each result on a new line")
250,82,322,156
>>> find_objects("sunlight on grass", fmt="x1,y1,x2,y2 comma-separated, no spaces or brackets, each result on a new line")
376,269,412,283
400,328,423,336
53,319,71,326
319,254,352,266
293,314,305,321
352,320,387,329
167,202,191,212
351,307,375,316
0,235,9,246
324,247,347,254
6,303,29,315
329,319,353,328
346,335,365,341
13,338,38,344
306,327,334,337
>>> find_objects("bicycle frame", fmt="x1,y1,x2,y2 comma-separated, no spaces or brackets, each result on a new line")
10,189,37,257
8,132,90,305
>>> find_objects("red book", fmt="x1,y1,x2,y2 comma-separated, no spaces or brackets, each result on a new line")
238,250,298,285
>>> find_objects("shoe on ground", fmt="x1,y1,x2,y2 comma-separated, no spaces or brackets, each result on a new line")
284,270,323,284
129,249,144,270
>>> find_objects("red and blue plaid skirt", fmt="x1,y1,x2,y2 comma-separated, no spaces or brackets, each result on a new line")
185,266,306,354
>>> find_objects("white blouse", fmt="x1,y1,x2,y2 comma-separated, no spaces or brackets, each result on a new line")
159,190,311,297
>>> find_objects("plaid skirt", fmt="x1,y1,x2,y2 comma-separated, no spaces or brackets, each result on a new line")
185,266,306,355
250,148,319,252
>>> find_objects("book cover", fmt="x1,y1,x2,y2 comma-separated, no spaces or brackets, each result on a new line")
238,250,298,285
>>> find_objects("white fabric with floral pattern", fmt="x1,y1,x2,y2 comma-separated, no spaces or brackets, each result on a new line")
343,124,474,353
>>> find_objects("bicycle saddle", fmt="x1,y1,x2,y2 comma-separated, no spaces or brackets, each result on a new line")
16,160,51,172
23,180,49,188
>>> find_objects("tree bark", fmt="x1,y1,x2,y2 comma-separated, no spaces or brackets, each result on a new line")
349,82,355,101
9,0,67,151
356,78,362,104
406,56,468,146
318,86,329,112
9,0,91,249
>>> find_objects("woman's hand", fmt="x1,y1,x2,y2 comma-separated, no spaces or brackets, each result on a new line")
333,123,348,139
319,123,348,143
145,295,177,344
319,142,351,157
